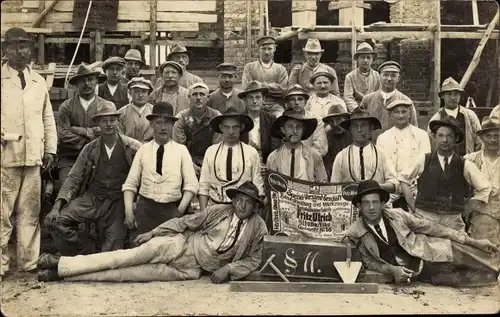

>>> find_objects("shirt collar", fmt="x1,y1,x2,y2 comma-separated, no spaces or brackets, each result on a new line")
444,107,459,117
79,95,96,105
132,103,148,114
7,64,29,76
437,152,454,161
381,90,396,99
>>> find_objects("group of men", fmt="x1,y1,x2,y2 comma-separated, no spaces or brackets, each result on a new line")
1,27,499,287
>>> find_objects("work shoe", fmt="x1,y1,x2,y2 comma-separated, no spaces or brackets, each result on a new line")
37,253,60,270
37,269,62,282
456,270,498,288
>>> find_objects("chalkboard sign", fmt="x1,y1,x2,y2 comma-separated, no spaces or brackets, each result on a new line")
72,0,119,30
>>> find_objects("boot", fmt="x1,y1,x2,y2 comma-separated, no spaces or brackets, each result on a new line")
37,253,60,270
37,269,62,282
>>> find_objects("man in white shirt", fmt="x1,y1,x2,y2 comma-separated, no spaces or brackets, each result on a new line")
198,108,265,210
306,71,347,119
377,99,431,210
122,102,198,245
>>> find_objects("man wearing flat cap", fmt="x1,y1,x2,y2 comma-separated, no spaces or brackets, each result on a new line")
207,63,246,114
117,77,155,142
173,83,223,176
343,42,381,112
162,43,203,89
400,116,490,232
306,71,347,119
37,181,268,284
150,61,190,115
98,56,129,110
57,63,117,185
44,103,142,256
242,36,288,117
1,27,57,278
120,48,146,85
289,39,340,96
359,61,419,142
427,77,481,156
199,108,265,210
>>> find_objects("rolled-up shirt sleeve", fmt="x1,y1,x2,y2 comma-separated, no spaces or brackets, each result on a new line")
464,160,491,203
399,154,426,185
122,146,144,193
180,146,199,194
198,147,213,197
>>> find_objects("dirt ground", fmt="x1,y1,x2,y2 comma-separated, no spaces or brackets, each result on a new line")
1,273,499,316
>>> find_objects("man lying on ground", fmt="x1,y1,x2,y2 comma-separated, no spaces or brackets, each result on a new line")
37,181,267,283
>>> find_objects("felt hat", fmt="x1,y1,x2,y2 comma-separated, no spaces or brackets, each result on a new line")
93,66,108,84
124,49,144,64
303,39,324,53
226,181,264,206
158,60,184,76
429,116,465,144
271,109,318,140
385,99,413,111
210,107,254,134
352,180,390,205
340,107,382,131
322,104,350,124
167,44,192,60
283,84,310,101
353,42,378,59
216,62,238,74
476,116,500,136
378,61,402,73
257,36,276,46
68,63,101,85
91,102,120,122
127,77,154,92
102,56,126,70
146,102,179,121
2,27,33,43
438,77,465,97
309,71,335,85
237,81,269,99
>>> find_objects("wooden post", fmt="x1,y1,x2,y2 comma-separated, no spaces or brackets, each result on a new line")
259,1,265,36
432,0,441,112
149,0,158,70
472,0,479,26
94,29,103,62
351,1,357,71
37,0,46,65
485,37,499,108
30,0,60,28
246,0,252,63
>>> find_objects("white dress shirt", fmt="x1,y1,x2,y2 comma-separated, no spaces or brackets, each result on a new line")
437,153,453,171
104,143,116,159
280,144,307,180
79,95,96,112
107,83,118,96
348,143,379,181
368,218,388,242
248,117,261,150
7,65,29,88
444,107,459,118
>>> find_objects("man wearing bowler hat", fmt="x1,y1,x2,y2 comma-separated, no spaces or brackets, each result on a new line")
150,61,190,115
427,77,482,156
343,42,381,112
207,63,246,114
98,56,129,110
1,27,58,279
122,102,198,244
120,48,146,85
400,116,490,232
44,103,141,256
289,38,340,96
345,179,499,287
37,181,268,284
322,105,352,179
155,44,203,89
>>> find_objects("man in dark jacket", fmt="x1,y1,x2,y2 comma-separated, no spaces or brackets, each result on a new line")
207,63,246,113
97,56,129,110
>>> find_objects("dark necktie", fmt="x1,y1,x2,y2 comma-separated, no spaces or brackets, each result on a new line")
156,145,164,175
18,71,26,89
290,148,296,178
443,156,449,171
359,146,366,180
218,219,243,254
226,147,233,181
374,223,388,243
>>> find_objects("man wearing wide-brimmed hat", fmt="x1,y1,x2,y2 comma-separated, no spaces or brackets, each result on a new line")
207,63,246,114
199,107,264,210
464,116,500,247
122,102,198,244
173,83,222,175
266,109,328,182
120,49,146,84
149,60,190,115
98,56,129,110
330,107,398,196
37,181,267,283
283,84,328,157
44,103,142,257
154,43,204,89
306,71,347,119
288,39,340,96
427,77,481,156
322,105,352,179
1,27,58,278
359,61,419,142
242,36,288,117
57,63,117,185
377,99,431,211
400,116,490,232
343,42,381,112
117,77,155,142
490,104,499,118
344,179,499,287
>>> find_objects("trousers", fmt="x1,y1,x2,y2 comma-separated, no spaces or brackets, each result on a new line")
57,156,77,187
1,166,41,274
468,211,500,247
414,208,466,232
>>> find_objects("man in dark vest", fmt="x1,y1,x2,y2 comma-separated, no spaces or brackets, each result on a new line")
207,63,246,114
400,116,491,232
345,180,499,287
321,105,352,179
44,103,142,256
97,56,129,110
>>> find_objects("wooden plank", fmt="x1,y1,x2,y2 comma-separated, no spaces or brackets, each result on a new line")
297,31,500,41
46,22,199,32
149,0,157,69
245,0,252,63
472,0,479,26
485,37,499,108
23,0,40,9
37,0,45,65
94,29,103,62
432,0,441,113
229,281,379,294
45,62,56,89
31,0,61,27
0,27,53,35
157,1,216,12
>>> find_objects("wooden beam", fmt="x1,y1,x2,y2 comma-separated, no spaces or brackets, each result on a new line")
229,281,379,294
43,37,216,47
42,22,199,33
460,9,500,88
432,0,441,112
472,0,479,26
30,0,60,27
149,0,158,69
0,27,53,35
350,1,357,71
297,31,500,41
37,0,46,65
485,37,499,108
245,0,252,63
94,30,103,62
